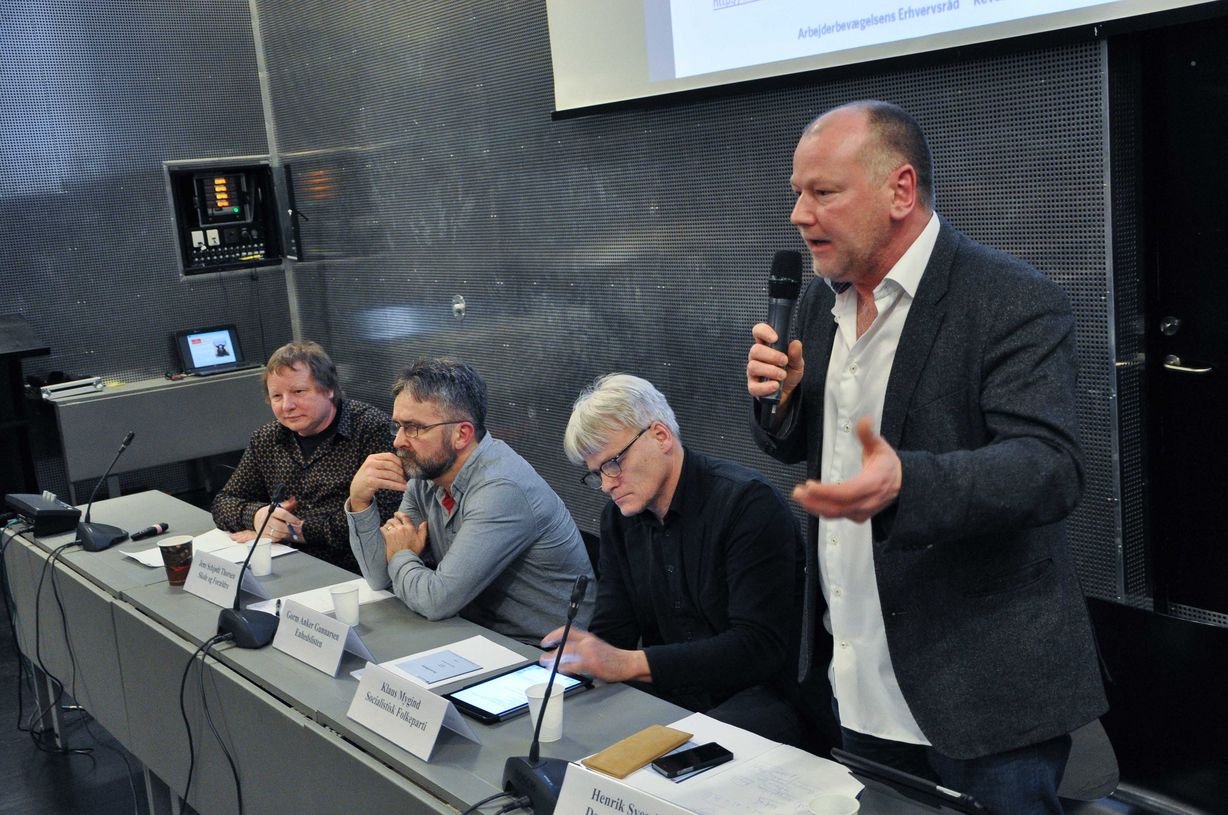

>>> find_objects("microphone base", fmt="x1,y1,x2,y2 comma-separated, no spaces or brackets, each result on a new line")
218,608,279,649
77,521,129,552
502,756,567,815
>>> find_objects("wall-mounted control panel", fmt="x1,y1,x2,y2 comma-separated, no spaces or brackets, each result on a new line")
164,157,283,275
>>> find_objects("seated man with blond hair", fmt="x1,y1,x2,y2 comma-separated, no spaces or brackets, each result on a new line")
542,373,804,743
212,340,398,569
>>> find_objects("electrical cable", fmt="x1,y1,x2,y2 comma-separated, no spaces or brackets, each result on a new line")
180,633,227,804
252,268,268,363
48,542,140,815
28,542,90,754
4,523,138,814
44,543,93,756
200,634,244,815
458,790,515,815
0,527,30,736
49,544,81,703
494,796,533,814
0,524,62,749
81,715,142,815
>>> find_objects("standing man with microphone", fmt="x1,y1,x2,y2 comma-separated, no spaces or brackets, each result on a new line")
745,100,1105,813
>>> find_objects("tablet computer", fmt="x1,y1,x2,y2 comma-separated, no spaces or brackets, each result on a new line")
443,663,592,723
831,748,990,813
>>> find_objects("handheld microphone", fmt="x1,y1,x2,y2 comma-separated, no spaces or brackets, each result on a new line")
759,250,803,428
502,574,589,814
130,523,170,541
77,431,136,551
217,485,285,648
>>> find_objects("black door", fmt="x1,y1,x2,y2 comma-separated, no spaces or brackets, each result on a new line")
1142,14,1228,617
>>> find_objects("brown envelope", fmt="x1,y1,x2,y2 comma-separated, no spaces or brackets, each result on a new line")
580,724,693,779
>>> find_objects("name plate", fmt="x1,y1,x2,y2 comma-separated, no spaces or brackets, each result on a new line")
557,763,697,815
273,599,373,676
184,550,269,606
346,661,476,760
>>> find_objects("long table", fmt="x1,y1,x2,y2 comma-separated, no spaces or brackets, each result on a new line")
2,491,922,814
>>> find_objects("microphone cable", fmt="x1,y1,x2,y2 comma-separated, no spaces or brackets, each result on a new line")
179,631,233,805
200,633,244,815
6,521,142,813
1,523,50,746
28,541,91,755
458,791,531,815
43,542,94,755
0,523,35,740
48,540,141,815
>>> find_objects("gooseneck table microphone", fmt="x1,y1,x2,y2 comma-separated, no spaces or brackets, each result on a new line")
78,431,136,552
502,574,589,814
217,484,286,649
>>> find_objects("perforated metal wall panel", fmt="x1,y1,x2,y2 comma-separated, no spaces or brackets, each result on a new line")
1109,43,1150,607
0,0,290,496
252,3,1121,599
1,1,1128,600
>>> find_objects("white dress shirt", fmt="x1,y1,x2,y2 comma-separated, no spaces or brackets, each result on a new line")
818,212,939,743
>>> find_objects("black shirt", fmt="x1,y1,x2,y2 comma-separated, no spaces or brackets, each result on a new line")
591,447,803,712
296,405,341,460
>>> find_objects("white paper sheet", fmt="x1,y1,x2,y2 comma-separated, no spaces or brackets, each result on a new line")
387,635,526,687
126,528,295,568
350,634,526,689
616,713,863,815
247,577,392,615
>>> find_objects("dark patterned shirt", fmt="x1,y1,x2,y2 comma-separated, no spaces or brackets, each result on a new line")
211,398,399,569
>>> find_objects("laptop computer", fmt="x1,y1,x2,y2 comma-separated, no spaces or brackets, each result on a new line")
173,324,257,376
831,748,991,813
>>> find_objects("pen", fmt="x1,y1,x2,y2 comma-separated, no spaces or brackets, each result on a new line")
275,599,281,617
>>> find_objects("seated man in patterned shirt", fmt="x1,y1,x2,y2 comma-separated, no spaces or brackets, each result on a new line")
212,341,399,569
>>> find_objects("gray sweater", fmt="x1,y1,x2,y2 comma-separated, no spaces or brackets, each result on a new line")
348,432,594,643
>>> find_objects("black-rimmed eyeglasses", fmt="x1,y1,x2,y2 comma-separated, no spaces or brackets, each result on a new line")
394,419,465,439
580,426,650,490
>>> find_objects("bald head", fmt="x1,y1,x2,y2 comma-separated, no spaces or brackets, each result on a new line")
804,101,934,211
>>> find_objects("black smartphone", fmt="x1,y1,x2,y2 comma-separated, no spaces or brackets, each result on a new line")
650,741,733,780
442,663,591,723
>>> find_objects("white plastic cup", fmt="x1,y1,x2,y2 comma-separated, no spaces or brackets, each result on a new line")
525,682,564,742
330,584,360,626
249,539,272,577
807,794,860,815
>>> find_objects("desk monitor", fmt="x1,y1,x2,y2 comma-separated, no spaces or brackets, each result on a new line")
831,748,990,813
174,324,250,376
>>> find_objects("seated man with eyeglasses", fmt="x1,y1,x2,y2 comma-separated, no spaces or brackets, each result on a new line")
346,358,594,643
540,373,804,743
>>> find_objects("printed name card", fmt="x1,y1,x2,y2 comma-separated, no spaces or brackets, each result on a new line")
346,661,477,760
556,763,697,815
273,599,374,676
184,550,269,606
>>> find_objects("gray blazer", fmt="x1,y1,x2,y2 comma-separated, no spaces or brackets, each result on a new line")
752,221,1107,759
